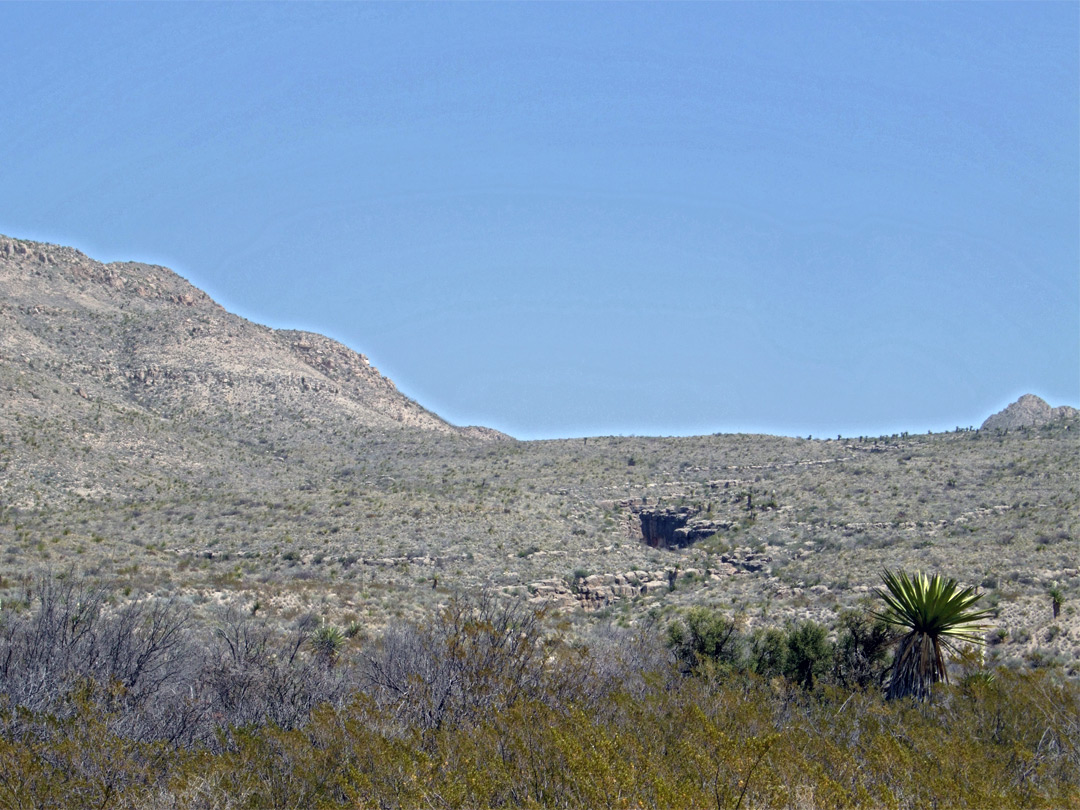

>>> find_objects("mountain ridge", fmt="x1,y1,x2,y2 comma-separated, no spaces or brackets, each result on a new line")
1,233,504,440
5,234,1075,446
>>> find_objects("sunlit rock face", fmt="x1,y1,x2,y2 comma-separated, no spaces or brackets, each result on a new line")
981,394,1079,431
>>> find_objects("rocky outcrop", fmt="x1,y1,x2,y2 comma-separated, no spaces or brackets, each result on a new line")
525,551,773,611
981,394,1079,431
526,569,687,611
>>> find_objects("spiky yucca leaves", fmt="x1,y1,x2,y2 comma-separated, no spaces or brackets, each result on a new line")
309,624,346,668
875,570,993,701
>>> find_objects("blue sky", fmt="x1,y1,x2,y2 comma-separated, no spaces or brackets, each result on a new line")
2,2,1077,440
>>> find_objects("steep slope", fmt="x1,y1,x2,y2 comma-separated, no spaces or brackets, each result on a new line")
0,234,500,509
0,235,464,429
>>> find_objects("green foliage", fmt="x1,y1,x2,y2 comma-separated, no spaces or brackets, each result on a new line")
833,607,894,689
310,623,346,666
782,620,832,689
749,622,835,690
2,668,1079,809
0,578,1078,809
671,610,873,695
749,627,786,679
666,606,743,674
874,569,994,700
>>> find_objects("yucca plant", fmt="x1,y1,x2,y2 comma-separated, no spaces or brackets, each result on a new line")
1048,585,1064,619
310,623,346,668
874,570,993,701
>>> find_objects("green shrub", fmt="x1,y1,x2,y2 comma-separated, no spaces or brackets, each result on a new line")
782,620,832,689
667,606,744,674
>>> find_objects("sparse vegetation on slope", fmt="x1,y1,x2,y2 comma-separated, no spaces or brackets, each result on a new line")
2,235,1078,670
2,235,1080,806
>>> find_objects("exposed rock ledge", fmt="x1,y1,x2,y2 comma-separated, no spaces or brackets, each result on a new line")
525,550,772,611
636,505,732,549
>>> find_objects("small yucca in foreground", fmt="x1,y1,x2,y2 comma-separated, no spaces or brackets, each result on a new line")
875,569,993,701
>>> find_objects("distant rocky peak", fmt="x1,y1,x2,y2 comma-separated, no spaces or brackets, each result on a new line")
981,394,1079,431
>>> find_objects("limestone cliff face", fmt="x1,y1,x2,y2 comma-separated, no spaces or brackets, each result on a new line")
981,394,1079,431
636,505,731,549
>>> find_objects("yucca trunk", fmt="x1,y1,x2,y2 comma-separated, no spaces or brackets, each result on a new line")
886,630,947,701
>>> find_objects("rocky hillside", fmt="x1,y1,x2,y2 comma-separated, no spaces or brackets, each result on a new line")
1,234,1077,675
0,235,502,509
0,234,475,432
981,394,1079,431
